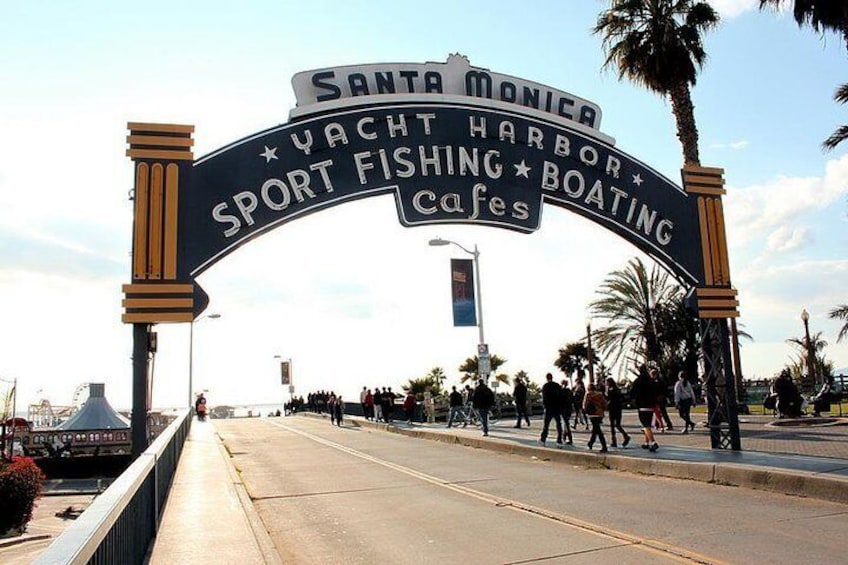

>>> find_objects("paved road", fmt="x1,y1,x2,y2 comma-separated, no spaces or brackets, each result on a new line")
215,416,848,565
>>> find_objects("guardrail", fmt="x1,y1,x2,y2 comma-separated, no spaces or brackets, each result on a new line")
33,410,192,565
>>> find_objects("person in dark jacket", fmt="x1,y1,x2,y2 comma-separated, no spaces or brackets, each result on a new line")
572,376,588,429
472,379,495,436
605,377,631,448
447,386,465,427
539,373,563,447
513,377,530,428
631,365,659,452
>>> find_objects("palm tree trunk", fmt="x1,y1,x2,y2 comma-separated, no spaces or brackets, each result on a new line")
669,82,701,165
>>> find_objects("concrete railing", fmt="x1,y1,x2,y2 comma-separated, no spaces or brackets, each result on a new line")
33,410,192,565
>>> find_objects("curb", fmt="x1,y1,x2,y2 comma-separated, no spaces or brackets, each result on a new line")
214,430,284,565
299,412,848,505
0,533,52,548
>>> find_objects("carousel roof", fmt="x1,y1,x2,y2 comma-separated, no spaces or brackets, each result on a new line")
56,383,130,430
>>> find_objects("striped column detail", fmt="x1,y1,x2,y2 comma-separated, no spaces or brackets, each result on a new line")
122,283,194,323
127,122,194,281
127,122,194,161
682,165,731,287
695,287,740,319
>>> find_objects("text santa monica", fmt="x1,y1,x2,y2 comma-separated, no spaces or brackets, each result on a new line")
291,54,602,131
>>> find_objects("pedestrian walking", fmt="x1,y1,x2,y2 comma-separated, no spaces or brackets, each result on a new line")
360,386,368,419
559,380,574,445
403,390,416,424
539,373,563,447
334,395,345,426
572,376,589,429
584,382,608,452
472,379,495,436
605,377,631,448
632,366,660,452
383,387,395,423
447,386,464,427
513,376,531,428
673,371,697,433
364,388,374,421
328,392,337,425
373,387,383,423
651,368,674,431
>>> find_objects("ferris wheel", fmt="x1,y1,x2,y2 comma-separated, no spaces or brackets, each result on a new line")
72,383,92,411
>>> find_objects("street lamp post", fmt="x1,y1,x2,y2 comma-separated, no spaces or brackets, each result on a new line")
586,320,595,386
801,309,816,394
428,237,486,377
189,313,221,409
274,355,294,403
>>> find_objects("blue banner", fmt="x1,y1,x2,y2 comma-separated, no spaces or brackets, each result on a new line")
451,258,477,327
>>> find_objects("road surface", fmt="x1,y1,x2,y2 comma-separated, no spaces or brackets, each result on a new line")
215,416,844,564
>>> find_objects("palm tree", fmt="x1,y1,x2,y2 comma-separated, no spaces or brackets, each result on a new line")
829,304,848,342
759,1,848,48
786,331,828,356
426,367,447,389
458,355,507,383
595,0,720,165
760,1,848,150
554,341,593,381
824,85,848,150
786,331,829,391
589,257,682,373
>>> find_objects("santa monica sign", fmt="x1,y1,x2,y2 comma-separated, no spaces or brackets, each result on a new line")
123,54,736,324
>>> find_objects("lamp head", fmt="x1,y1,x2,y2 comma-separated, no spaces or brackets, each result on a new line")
428,237,449,247
801,309,809,323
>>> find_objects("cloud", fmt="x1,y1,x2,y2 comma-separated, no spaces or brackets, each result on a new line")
710,139,750,150
724,153,848,247
766,225,810,252
709,0,760,19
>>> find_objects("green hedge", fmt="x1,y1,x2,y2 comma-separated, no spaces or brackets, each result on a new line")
0,456,45,534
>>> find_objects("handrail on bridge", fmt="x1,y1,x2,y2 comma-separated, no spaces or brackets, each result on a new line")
33,409,192,565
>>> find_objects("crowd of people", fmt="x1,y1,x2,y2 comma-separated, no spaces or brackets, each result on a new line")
532,367,699,453
764,369,840,419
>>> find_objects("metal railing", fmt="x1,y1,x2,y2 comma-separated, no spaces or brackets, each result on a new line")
34,410,192,565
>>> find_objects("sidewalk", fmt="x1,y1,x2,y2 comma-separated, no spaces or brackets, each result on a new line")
146,418,282,565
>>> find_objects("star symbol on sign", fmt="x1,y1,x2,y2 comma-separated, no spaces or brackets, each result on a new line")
632,173,644,186
260,146,278,163
514,160,531,178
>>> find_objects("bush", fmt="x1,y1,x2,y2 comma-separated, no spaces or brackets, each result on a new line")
0,456,45,534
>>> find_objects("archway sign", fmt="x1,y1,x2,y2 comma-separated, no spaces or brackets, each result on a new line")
123,55,740,454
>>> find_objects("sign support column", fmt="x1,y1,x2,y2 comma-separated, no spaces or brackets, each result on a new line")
683,165,741,450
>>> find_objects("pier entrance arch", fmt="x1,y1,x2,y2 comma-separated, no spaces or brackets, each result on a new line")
123,56,740,455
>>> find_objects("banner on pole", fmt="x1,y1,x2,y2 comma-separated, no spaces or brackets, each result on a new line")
451,258,477,327
280,361,291,385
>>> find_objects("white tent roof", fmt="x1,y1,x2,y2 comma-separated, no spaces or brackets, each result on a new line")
56,383,130,430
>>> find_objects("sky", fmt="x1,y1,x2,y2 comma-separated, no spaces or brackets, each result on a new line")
1,1,846,412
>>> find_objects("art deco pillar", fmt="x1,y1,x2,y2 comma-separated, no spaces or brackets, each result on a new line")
123,122,194,456
682,165,741,450
123,122,196,324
